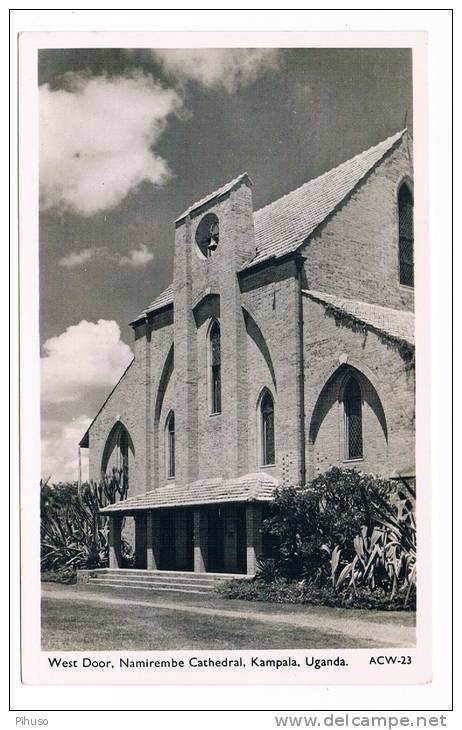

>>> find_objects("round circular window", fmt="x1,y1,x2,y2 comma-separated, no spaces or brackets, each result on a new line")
195,213,219,258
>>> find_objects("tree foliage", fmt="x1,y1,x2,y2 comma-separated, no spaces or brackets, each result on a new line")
260,467,416,605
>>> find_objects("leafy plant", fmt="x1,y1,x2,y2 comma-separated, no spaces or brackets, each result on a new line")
40,471,132,573
251,467,416,608
330,483,416,605
262,467,393,583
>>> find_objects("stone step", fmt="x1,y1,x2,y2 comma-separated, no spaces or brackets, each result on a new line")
96,568,244,580
90,571,224,585
88,579,212,595
90,573,217,588
80,568,250,593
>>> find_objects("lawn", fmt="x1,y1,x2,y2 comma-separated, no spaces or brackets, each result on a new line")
41,583,415,651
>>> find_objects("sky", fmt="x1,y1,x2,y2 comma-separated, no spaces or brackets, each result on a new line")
39,46,413,482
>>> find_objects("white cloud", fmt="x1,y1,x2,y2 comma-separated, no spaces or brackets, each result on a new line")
42,415,91,483
58,244,154,269
58,247,105,268
41,319,133,404
40,71,182,216
152,48,280,92
116,243,154,268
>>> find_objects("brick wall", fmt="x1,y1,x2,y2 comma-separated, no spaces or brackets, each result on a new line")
303,137,414,311
88,308,175,497
87,141,415,496
241,259,304,485
303,296,415,479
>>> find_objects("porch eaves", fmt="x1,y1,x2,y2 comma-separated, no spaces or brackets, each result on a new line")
302,289,415,347
99,472,278,514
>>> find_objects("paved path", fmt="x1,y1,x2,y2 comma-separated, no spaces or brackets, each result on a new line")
42,583,415,648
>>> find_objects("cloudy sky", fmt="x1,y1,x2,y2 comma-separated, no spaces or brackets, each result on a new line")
39,47,412,482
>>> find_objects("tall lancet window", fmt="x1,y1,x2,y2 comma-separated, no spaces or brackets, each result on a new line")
119,428,129,488
398,183,414,287
209,321,221,414
166,411,175,478
344,377,363,460
261,391,275,466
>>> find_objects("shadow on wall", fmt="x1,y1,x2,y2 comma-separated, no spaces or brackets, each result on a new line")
101,421,135,479
309,364,388,447
243,308,277,390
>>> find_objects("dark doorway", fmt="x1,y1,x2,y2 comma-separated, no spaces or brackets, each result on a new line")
235,505,247,574
207,505,247,574
207,506,224,573
182,509,194,572
160,509,176,570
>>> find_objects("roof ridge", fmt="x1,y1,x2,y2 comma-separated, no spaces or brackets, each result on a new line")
253,130,406,220
134,129,408,318
175,172,251,223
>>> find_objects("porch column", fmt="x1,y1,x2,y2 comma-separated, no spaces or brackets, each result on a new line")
135,513,147,569
246,503,262,576
146,511,160,570
193,509,208,573
108,515,122,569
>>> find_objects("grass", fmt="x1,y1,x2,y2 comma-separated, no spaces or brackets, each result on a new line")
41,583,415,651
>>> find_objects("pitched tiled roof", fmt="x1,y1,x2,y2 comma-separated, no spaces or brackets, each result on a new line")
250,130,406,266
99,472,278,514
132,131,406,321
303,289,415,346
175,173,252,223
131,283,174,324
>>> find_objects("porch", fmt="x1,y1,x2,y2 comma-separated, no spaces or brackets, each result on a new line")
106,503,265,576
100,472,277,576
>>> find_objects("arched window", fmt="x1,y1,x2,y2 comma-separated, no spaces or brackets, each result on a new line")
119,428,129,488
166,411,175,478
344,377,363,460
101,421,134,500
260,391,275,465
209,321,221,414
398,183,414,287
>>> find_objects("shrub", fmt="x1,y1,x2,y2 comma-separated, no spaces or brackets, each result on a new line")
240,467,417,609
40,472,133,573
330,484,416,605
262,467,393,583
41,568,77,584
217,576,415,611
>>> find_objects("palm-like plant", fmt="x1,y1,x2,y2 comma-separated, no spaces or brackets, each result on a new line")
40,471,131,573
330,483,416,604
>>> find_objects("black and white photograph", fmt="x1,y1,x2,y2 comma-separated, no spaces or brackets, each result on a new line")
16,21,448,697
37,41,418,651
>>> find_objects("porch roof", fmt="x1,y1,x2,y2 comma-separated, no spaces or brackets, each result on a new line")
99,472,278,514
302,289,415,347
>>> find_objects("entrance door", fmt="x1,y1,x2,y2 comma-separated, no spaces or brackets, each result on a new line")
207,505,247,574
235,505,247,574
185,509,194,571
159,509,176,570
207,507,224,573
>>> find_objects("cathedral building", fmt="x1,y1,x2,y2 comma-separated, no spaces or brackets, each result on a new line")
79,129,415,577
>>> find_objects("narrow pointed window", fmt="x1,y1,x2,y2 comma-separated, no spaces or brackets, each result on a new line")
344,377,363,460
119,429,129,489
210,321,221,414
261,391,275,465
166,411,175,478
398,183,414,287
